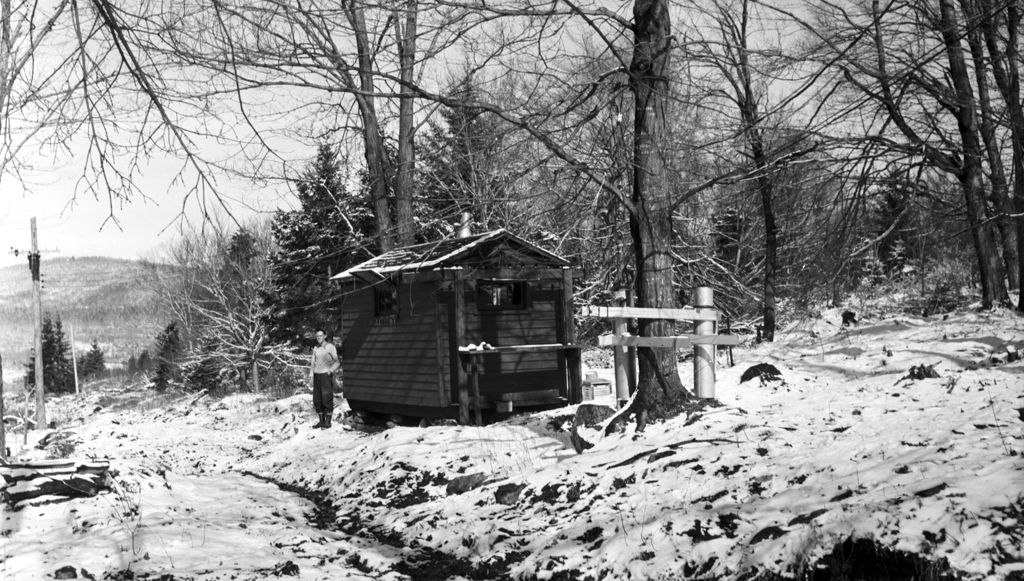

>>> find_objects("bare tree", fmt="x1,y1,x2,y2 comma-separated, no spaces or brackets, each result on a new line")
961,0,1019,290
625,0,689,421
394,0,418,246
684,0,829,340
101,0,470,250
155,220,275,392
803,0,1012,308
1,1,78,185
978,0,1024,307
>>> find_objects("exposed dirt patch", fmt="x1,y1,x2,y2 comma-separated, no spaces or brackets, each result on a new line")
736,537,960,581
251,472,530,580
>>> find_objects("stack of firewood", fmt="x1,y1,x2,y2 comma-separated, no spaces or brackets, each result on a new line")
0,459,110,505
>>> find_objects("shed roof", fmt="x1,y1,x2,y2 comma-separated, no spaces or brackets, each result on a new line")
332,229,570,282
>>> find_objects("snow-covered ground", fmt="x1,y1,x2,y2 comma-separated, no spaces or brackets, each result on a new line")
2,306,1023,580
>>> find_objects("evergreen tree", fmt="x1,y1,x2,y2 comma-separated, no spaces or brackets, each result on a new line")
137,349,152,372
266,143,377,343
127,354,138,373
24,313,75,394
418,76,517,234
78,340,107,380
181,338,229,393
152,322,183,391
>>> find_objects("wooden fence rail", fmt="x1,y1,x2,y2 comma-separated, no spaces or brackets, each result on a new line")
582,287,738,403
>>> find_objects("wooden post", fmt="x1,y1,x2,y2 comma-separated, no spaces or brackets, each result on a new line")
626,290,637,394
566,347,583,404
30,218,45,428
453,273,469,424
23,388,29,445
70,323,79,395
693,287,716,398
561,267,576,404
561,268,575,344
1,353,6,461
434,302,448,405
469,354,482,426
612,290,630,407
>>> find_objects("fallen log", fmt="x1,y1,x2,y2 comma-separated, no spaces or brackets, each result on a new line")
1,459,76,476
0,459,110,506
1,461,109,480
3,473,105,504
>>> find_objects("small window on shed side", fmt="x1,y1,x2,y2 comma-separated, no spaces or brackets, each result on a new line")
476,279,529,311
374,282,399,319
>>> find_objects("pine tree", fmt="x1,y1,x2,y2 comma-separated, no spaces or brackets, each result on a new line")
266,143,377,343
24,314,75,394
127,354,138,373
78,340,107,380
152,322,183,391
181,338,228,393
137,349,152,372
418,76,514,233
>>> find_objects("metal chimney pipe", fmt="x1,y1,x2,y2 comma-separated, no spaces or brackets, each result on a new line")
458,212,472,238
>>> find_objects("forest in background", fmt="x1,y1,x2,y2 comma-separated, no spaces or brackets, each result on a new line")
3,0,1024,419
0,258,167,379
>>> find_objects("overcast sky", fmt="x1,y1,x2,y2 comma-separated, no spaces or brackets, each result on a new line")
0,154,296,268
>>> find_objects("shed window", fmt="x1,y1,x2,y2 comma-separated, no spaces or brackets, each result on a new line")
477,279,528,310
374,283,399,318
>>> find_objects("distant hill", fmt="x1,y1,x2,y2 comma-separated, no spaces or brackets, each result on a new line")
0,256,171,379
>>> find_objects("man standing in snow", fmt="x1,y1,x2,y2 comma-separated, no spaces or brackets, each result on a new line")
310,329,340,429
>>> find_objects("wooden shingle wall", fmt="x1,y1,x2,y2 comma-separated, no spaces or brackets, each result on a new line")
341,278,445,412
339,267,575,417
462,276,567,400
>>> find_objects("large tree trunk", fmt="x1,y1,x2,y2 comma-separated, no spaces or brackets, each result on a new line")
629,0,688,425
362,107,394,252
347,3,394,252
964,0,1019,290
938,0,1010,308
861,0,1009,308
981,0,1024,309
394,0,417,247
1006,2,1024,308
750,131,778,341
734,0,778,341
1007,2,1024,307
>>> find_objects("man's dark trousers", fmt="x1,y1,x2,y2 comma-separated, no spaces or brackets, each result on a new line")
313,373,335,422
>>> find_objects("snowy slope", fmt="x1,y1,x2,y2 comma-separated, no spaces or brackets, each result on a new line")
1,307,1022,580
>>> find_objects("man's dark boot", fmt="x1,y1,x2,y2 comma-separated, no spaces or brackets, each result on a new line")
323,414,332,429
313,414,325,429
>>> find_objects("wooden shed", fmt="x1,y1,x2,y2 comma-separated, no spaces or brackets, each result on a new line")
331,229,582,423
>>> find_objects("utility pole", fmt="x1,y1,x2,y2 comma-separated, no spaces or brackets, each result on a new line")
1,353,7,460
70,323,79,395
30,218,45,429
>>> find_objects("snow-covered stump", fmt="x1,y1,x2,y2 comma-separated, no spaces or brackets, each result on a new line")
0,459,110,506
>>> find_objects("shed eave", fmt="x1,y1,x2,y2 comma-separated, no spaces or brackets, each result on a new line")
434,229,571,267
329,229,571,281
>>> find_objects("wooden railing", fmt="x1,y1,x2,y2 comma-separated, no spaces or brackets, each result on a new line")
581,288,740,402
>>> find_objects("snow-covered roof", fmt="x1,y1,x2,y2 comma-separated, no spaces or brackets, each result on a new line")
331,229,570,282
